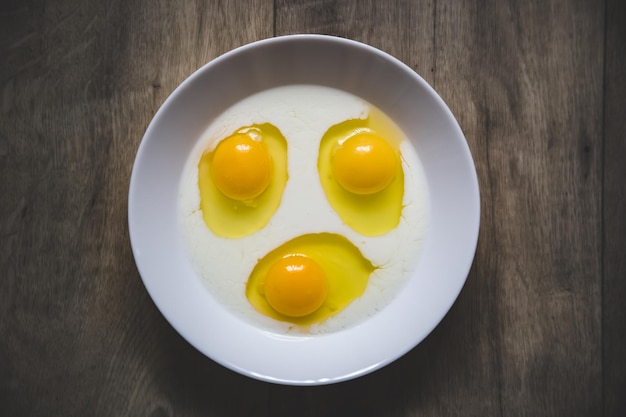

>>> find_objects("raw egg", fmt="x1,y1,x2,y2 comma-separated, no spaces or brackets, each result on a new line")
178,85,428,334
246,233,375,325
197,124,288,238
318,108,405,236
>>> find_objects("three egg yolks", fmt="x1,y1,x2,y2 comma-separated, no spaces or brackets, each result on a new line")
201,112,404,325
264,255,328,318
210,133,271,201
332,132,397,195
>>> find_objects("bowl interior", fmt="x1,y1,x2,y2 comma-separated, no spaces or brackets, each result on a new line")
128,35,479,385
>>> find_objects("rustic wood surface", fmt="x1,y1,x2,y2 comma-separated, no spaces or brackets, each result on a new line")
1,0,624,416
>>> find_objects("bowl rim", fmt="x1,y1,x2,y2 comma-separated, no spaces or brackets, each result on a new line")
128,34,480,385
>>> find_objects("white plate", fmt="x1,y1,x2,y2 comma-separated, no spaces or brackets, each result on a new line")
128,35,480,385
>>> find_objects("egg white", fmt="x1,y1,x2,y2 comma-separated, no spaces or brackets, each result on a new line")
178,85,428,335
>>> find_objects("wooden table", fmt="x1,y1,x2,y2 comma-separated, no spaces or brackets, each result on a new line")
2,0,625,415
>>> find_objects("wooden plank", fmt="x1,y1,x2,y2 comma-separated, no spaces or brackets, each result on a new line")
434,0,604,416
603,0,626,415
0,0,272,415
275,0,436,86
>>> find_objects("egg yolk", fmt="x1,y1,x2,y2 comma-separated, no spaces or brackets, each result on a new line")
246,233,375,325
332,132,397,195
198,124,288,238
318,107,405,237
264,255,328,318
211,133,271,201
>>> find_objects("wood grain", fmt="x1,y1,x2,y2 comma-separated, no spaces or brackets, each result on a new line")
1,0,273,416
0,0,622,416
275,0,436,83
433,1,604,415
603,0,626,415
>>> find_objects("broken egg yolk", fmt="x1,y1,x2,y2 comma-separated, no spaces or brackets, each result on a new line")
198,124,288,238
264,255,328,318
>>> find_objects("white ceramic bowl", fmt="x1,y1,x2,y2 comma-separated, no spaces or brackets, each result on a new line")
128,35,480,385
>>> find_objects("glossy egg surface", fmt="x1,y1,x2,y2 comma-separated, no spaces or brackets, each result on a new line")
178,85,428,335
246,233,375,326
318,107,406,236
198,124,288,238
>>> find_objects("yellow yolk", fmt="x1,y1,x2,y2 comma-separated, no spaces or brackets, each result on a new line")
198,124,288,238
318,106,405,236
246,233,375,326
264,255,328,318
211,134,271,201
332,132,397,195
